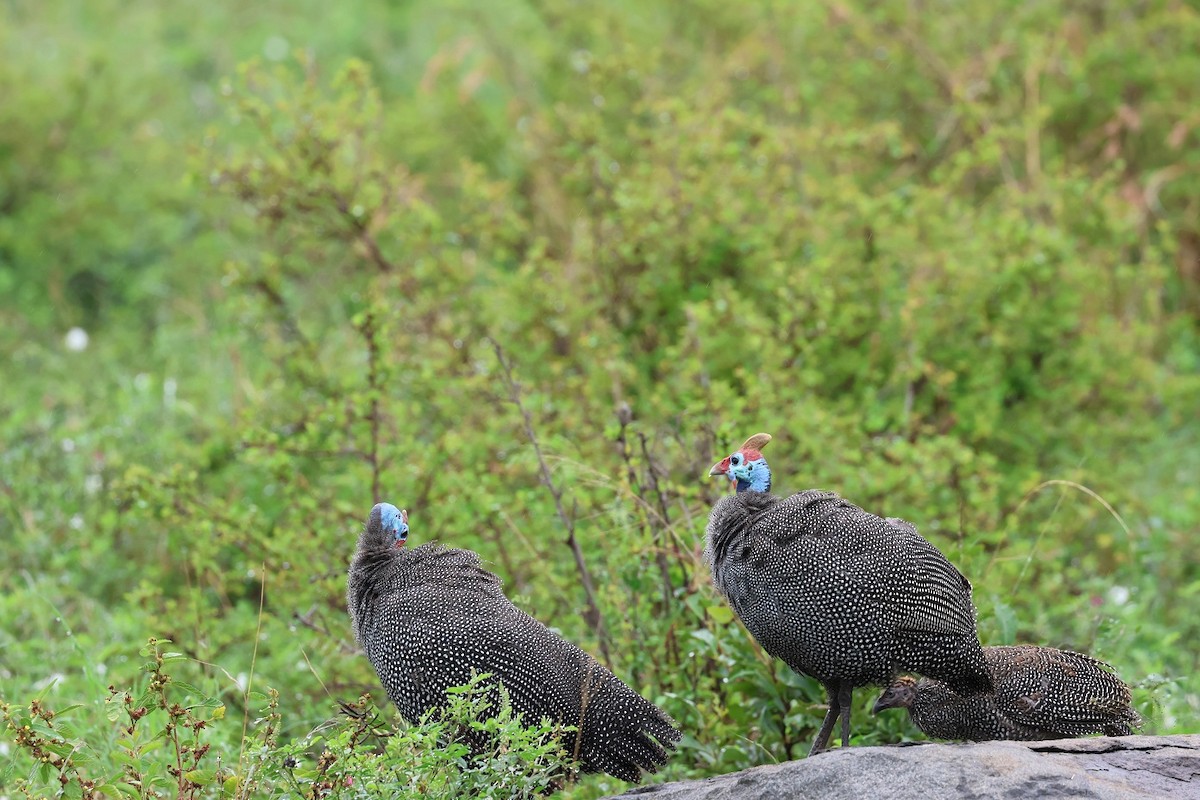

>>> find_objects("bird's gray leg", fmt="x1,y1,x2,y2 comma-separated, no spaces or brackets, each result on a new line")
838,683,853,748
808,683,841,757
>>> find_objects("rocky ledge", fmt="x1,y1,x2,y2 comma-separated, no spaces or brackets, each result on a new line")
611,735,1200,800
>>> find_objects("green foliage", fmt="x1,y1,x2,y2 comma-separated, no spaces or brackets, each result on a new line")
2,0,1199,796
258,677,576,800
2,638,262,800
2,642,574,799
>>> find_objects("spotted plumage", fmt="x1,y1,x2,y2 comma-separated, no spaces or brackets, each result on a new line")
347,503,680,783
872,645,1141,741
704,434,991,755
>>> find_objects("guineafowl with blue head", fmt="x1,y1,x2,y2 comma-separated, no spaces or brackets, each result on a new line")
347,503,680,783
704,433,992,756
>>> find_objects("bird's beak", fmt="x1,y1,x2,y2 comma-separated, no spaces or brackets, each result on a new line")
708,461,726,477
871,695,889,715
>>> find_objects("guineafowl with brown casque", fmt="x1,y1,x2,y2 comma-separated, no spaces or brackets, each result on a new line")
872,644,1141,741
704,433,992,756
347,503,680,783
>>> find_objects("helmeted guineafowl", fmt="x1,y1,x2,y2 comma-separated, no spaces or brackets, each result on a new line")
703,433,992,756
872,644,1141,740
347,503,681,783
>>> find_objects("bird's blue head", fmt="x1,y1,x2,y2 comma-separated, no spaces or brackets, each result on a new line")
371,502,409,549
708,433,773,493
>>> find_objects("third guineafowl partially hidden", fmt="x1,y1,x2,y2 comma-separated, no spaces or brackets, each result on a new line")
347,503,680,783
704,433,992,756
872,644,1141,741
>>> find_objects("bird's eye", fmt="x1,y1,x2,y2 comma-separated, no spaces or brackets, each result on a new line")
731,454,741,466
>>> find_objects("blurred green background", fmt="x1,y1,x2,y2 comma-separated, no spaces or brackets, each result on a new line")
2,0,1198,796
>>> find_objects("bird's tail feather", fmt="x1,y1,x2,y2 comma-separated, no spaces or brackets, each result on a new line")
586,723,677,783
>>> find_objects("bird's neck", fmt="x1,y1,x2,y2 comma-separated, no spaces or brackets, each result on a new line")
735,465,771,493
352,528,404,576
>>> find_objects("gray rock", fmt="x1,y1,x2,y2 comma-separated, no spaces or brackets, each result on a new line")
611,735,1200,800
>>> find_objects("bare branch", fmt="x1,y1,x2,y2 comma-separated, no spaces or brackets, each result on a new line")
615,416,675,607
488,337,612,666
357,310,384,503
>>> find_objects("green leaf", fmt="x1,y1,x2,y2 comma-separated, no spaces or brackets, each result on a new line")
30,719,63,740
171,681,206,699
54,703,85,718
184,768,215,785
137,738,165,756
707,605,735,624
41,740,76,758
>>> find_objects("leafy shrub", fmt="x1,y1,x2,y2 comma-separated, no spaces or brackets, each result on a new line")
2,640,574,800
2,1,1198,796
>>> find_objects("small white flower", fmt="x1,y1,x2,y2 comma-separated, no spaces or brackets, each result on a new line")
235,672,249,692
191,84,214,111
65,327,89,351
34,672,66,691
570,50,591,74
1107,585,1131,606
264,35,288,61
84,474,103,495
69,514,84,531
61,438,75,453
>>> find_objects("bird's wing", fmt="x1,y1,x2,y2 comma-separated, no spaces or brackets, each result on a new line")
375,569,677,781
990,647,1134,733
373,569,581,713
889,530,978,636
748,494,978,636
